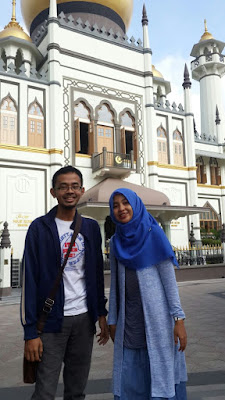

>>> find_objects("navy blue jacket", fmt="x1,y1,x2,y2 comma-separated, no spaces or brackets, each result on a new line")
21,206,107,341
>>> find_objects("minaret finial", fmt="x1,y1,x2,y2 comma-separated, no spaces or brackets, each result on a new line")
12,0,16,23
204,19,208,32
142,3,148,26
182,63,192,89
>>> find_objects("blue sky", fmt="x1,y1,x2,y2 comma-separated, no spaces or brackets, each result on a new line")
1,0,225,129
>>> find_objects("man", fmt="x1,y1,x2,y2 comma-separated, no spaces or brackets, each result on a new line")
21,165,109,400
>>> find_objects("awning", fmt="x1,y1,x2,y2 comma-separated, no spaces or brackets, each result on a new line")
77,178,206,223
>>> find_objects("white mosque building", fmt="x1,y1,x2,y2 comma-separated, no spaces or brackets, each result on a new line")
0,0,225,261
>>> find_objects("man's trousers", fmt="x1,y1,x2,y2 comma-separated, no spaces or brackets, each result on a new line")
31,312,94,400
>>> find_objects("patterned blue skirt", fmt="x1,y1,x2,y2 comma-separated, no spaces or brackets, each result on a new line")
114,347,187,400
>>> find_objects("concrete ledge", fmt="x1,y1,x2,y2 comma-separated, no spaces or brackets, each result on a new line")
0,287,12,297
175,264,225,281
104,264,225,286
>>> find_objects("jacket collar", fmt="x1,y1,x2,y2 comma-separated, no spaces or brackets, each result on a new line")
42,206,88,240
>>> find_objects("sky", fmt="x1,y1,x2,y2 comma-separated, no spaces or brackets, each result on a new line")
1,0,225,130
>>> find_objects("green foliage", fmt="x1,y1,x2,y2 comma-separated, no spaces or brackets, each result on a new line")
202,238,221,246
200,227,221,245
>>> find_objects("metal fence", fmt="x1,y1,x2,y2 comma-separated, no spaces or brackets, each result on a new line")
92,148,135,172
173,245,223,266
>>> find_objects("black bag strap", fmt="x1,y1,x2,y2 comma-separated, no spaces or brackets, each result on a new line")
36,213,82,333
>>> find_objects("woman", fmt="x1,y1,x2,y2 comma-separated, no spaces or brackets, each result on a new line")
108,188,188,400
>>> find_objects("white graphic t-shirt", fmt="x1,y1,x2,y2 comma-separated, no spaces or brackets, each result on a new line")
55,218,88,316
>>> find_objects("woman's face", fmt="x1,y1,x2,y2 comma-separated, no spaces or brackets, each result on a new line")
113,194,133,224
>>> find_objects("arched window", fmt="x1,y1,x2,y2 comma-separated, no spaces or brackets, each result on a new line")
97,104,114,153
156,86,162,103
1,49,7,71
74,101,93,155
0,95,17,144
157,125,168,163
28,100,44,148
15,49,23,75
120,111,137,161
200,202,221,232
196,157,207,184
210,158,221,185
173,129,184,166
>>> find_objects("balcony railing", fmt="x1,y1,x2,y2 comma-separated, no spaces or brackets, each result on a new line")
92,147,136,175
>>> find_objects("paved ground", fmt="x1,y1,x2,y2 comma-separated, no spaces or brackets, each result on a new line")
0,279,225,399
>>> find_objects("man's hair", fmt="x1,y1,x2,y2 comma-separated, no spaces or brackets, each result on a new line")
52,165,83,188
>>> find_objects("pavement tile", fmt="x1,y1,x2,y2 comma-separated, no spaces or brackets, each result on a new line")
1,279,225,400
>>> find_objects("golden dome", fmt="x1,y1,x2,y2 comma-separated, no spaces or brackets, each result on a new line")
199,19,214,42
21,0,133,32
0,0,31,42
152,65,164,79
0,21,32,42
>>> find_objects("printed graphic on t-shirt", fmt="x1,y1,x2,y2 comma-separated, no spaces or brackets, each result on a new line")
60,232,85,271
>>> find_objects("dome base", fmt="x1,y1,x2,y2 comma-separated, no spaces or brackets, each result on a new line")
30,1,126,39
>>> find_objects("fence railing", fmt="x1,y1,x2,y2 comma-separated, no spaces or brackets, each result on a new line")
173,245,223,266
92,148,135,172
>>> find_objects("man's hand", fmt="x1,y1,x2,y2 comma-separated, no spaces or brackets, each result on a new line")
174,320,187,352
24,337,43,362
109,324,116,343
96,316,109,346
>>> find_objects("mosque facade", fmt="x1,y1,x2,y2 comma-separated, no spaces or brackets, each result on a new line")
0,0,225,260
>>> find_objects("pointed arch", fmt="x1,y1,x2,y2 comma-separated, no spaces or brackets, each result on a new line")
96,101,116,154
157,124,168,163
0,94,18,144
196,156,207,184
1,49,7,71
173,128,184,166
15,49,24,75
210,158,221,185
119,108,137,161
74,99,94,155
156,86,162,102
200,201,221,232
28,98,44,148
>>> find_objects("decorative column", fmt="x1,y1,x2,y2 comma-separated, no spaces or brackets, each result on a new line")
142,5,156,187
47,0,64,200
183,63,201,242
0,222,12,297
162,221,171,242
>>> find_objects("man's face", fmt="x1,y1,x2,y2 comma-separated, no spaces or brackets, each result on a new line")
50,172,84,209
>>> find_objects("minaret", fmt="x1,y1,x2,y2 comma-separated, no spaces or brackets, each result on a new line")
142,4,156,187
190,20,225,142
182,64,201,242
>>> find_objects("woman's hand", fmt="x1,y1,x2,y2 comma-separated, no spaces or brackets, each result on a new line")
109,324,117,342
174,320,187,351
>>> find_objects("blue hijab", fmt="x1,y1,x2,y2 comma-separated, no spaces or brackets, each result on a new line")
109,188,178,270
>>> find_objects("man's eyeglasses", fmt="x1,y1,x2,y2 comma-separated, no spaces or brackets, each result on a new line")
55,184,82,192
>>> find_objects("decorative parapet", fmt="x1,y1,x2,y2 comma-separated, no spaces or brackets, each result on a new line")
154,98,185,115
48,12,144,51
191,53,225,69
33,20,48,46
194,130,218,144
0,59,48,83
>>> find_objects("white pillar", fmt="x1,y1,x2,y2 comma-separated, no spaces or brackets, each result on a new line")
0,222,12,297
